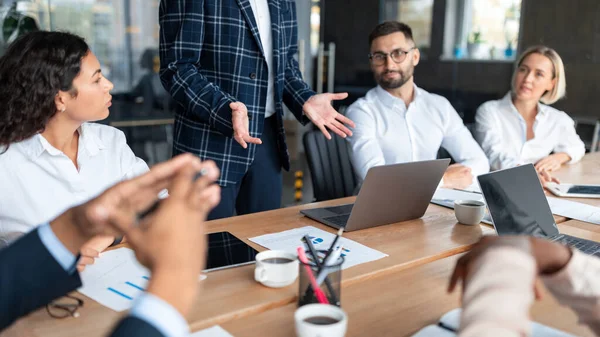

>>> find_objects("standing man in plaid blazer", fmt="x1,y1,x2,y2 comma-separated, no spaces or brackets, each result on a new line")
159,0,355,220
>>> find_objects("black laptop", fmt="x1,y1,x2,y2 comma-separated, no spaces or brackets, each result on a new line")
477,164,600,256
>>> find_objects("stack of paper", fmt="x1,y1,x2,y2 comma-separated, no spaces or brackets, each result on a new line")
249,226,388,269
547,197,600,225
432,188,600,226
431,188,484,205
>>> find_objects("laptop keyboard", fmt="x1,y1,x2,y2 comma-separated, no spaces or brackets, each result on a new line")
322,214,350,228
324,204,354,215
553,234,600,256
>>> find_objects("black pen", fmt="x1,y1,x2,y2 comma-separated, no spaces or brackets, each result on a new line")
137,167,209,219
324,227,344,261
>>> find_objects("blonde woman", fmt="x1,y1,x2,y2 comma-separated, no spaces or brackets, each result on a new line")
475,46,584,176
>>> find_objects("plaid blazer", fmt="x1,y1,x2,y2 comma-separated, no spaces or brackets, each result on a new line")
159,0,315,186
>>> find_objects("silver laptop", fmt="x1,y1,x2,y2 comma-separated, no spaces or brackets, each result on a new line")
301,159,450,232
477,164,600,255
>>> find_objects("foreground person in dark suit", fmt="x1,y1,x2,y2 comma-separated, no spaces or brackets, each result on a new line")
0,154,221,337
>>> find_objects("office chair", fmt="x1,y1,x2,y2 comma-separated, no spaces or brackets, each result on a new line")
303,130,358,202
573,117,600,153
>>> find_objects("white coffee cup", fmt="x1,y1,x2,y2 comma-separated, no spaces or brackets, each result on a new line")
295,304,348,337
454,200,486,225
254,250,299,288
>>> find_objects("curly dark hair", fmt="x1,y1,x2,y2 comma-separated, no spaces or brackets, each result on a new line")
0,31,89,147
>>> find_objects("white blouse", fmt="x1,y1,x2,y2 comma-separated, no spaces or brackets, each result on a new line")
0,123,149,247
475,92,585,171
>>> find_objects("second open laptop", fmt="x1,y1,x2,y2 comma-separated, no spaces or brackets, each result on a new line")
477,164,600,256
301,159,450,232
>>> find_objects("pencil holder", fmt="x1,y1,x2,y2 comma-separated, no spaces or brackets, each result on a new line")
298,250,344,307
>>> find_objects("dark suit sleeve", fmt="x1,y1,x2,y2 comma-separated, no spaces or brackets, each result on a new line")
0,229,82,331
109,316,166,337
159,0,236,137
282,1,316,125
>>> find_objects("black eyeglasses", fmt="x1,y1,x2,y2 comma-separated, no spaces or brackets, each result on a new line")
368,47,416,66
46,295,84,319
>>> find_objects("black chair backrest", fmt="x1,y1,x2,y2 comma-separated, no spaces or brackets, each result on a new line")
303,130,358,202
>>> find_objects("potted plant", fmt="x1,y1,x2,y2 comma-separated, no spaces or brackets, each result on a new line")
467,30,489,59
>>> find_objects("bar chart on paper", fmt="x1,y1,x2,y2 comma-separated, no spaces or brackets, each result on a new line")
78,248,150,311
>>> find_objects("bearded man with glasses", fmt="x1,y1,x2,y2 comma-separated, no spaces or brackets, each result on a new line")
346,21,489,190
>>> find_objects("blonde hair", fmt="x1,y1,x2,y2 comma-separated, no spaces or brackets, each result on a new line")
512,45,566,104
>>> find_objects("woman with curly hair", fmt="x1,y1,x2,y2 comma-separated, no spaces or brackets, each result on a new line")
0,31,149,270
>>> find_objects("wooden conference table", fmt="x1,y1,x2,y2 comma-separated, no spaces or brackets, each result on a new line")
3,153,600,337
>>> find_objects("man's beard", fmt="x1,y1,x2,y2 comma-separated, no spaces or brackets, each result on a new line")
376,68,413,90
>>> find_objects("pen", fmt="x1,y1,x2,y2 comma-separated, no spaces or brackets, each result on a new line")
316,246,343,285
137,167,209,219
323,227,344,262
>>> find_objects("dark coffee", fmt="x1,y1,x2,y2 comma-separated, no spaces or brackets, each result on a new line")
262,257,294,264
461,203,482,207
304,316,340,325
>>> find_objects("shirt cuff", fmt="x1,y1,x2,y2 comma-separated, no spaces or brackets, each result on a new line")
37,223,77,272
129,293,189,337
564,150,583,165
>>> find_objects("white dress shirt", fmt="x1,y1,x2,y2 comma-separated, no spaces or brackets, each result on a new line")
0,123,148,247
249,0,275,118
38,223,189,337
346,85,489,182
475,92,585,171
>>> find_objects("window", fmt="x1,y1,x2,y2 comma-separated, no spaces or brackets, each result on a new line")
0,1,51,55
0,0,160,92
310,0,320,56
381,0,434,55
48,0,160,92
444,0,522,61
471,0,521,55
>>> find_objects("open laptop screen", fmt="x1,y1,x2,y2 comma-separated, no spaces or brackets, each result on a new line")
477,164,559,238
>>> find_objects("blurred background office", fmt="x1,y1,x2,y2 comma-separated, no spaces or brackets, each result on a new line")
1,0,598,205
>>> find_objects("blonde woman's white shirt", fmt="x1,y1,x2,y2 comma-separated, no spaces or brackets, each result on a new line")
0,123,149,248
475,92,585,171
